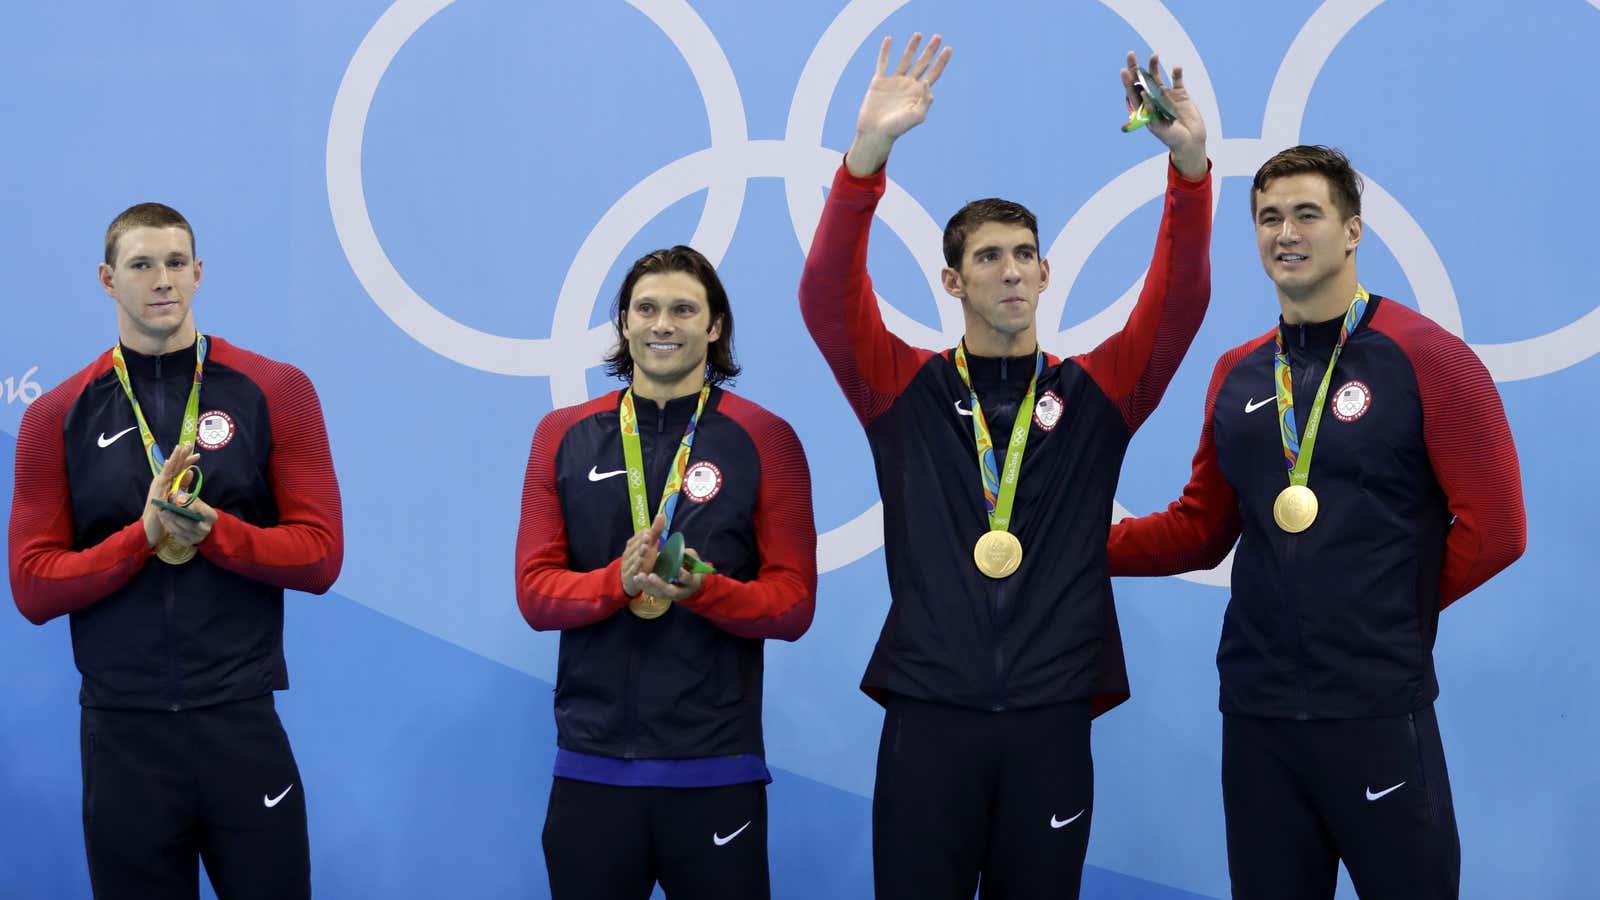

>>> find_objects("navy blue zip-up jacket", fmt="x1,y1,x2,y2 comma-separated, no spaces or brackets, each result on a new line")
799,160,1212,716
515,387,816,759
9,338,344,710
1109,297,1526,718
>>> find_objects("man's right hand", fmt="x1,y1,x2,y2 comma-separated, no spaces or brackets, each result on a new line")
844,33,953,178
141,442,200,548
619,514,667,597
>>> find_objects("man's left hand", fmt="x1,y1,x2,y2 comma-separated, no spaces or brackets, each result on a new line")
1122,51,1207,179
158,490,218,548
634,546,708,602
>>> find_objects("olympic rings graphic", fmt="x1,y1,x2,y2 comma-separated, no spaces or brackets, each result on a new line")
329,0,1600,585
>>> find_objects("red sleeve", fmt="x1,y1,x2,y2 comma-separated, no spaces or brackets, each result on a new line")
676,397,817,641
9,358,155,625
197,344,343,594
799,162,936,426
1372,307,1526,608
1107,337,1263,576
514,398,630,631
1074,161,1213,434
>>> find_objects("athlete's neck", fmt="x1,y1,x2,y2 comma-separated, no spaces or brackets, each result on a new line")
1278,270,1360,325
118,316,197,356
962,323,1037,358
629,366,706,404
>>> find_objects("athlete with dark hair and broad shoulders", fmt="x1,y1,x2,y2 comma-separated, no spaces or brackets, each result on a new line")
516,245,817,900
9,203,343,900
1108,145,1526,899
799,33,1213,899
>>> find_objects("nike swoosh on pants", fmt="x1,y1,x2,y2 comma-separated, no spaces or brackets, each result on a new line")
713,821,751,846
264,784,295,808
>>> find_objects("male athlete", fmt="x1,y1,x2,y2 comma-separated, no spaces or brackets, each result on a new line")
1109,145,1526,899
799,34,1212,898
516,245,816,899
9,203,343,899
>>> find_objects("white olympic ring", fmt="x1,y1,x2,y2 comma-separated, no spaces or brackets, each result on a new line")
328,0,1600,586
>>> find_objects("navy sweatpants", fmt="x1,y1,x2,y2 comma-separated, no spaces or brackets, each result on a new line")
542,778,770,900
872,695,1095,899
1222,704,1459,899
80,695,310,900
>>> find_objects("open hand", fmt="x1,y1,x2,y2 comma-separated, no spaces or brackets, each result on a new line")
619,514,667,597
141,442,201,548
845,33,953,177
1121,51,1207,179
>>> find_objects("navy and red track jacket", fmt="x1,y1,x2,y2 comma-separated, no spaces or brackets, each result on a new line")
1108,297,1526,719
8,338,344,711
799,160,1212,715
515,387,816,760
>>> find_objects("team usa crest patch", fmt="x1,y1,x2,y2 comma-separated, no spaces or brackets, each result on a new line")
683,460,723,503
196,410,235,450
1034,390,1064,431
1331,381,1372,423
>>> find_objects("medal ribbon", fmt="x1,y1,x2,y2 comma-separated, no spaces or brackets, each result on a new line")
110,334,207,501
952,343,1044,531
1274,286,1369,487
618,384,712,549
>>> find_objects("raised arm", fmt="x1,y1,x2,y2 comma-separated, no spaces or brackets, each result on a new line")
1075,53,1213,434
799,33,948,426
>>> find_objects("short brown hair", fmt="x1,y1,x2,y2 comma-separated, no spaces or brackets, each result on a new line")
943,198,1040,269
104,203,195,266
602,245,740,386
1250,145,1362,220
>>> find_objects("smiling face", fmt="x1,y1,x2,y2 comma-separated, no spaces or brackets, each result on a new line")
942,221,1050,356
622,271,723,400
1252,169,1362,321
99,225,202,354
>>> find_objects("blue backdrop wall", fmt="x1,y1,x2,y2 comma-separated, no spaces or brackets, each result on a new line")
3,2,1595,897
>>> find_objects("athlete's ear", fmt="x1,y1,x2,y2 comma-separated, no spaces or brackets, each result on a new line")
192,257,203,290
941,266,965,299
1345,215,1362,256
707,314,723,344
1038,256,1050,293
98,261,115,296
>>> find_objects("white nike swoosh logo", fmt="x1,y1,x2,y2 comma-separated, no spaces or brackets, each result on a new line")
1365,782,1405,801
954,401,973,417
712,820,751,846
1245,397,1275,414
97,426,138,448
264,784,295,808
587,466,627,482
1050,809,1086,829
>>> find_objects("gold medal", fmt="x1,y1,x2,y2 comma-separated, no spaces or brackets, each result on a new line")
973,530,1023,579
1273,485,1318,533
629,594,672,620
156,534,196,565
